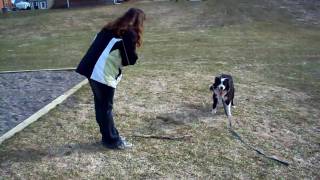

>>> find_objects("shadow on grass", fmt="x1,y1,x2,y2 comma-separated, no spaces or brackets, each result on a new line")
156,103,213,123
134,103,215,135
0,141,106,163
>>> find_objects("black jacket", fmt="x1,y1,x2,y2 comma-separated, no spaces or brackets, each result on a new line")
76,28,138,79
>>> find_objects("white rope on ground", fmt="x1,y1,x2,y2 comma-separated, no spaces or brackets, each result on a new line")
0,67,76,74
0,79,88,144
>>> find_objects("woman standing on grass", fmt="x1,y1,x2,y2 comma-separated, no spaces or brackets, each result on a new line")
76,8,146,149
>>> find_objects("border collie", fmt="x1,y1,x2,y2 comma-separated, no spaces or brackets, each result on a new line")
209,74,235,117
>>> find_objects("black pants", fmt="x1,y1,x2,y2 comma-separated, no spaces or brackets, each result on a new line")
89,79,120,146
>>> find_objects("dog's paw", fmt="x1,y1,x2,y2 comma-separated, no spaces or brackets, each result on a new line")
211,109,217,114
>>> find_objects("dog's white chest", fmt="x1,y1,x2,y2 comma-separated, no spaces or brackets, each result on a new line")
214,89,228,103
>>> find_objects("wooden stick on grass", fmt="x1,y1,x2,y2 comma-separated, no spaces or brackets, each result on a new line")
131,134,192,140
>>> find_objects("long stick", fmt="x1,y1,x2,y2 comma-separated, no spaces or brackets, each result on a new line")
131,134,192,140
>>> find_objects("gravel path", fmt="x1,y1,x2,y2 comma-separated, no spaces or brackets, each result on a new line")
0,71,85,137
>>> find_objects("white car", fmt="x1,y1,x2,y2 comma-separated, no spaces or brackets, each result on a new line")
15,1,31,10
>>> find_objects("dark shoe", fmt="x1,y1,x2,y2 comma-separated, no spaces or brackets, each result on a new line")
101,140,118,149
117,139,133,150
101,139,133,150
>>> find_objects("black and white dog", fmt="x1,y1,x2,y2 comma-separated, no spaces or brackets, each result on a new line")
209,74,235,117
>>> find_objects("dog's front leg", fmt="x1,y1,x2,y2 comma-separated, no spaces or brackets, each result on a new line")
224,99,233,127
212,94,218,114
227,103,233,127
226,103,232,117
225,100,232,117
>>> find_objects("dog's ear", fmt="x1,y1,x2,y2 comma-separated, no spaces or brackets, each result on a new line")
224,78,230,90
213,76,220,86
214,77,219,83
209,85,214,91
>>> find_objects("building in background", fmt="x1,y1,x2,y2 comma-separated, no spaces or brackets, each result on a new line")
1,0,13,9
13,0,54,9
2,0,122,10
28,0,48,9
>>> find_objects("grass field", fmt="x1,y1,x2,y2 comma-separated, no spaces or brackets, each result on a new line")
0,0,320,179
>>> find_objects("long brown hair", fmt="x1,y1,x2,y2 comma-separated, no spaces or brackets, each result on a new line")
104,8,146,47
